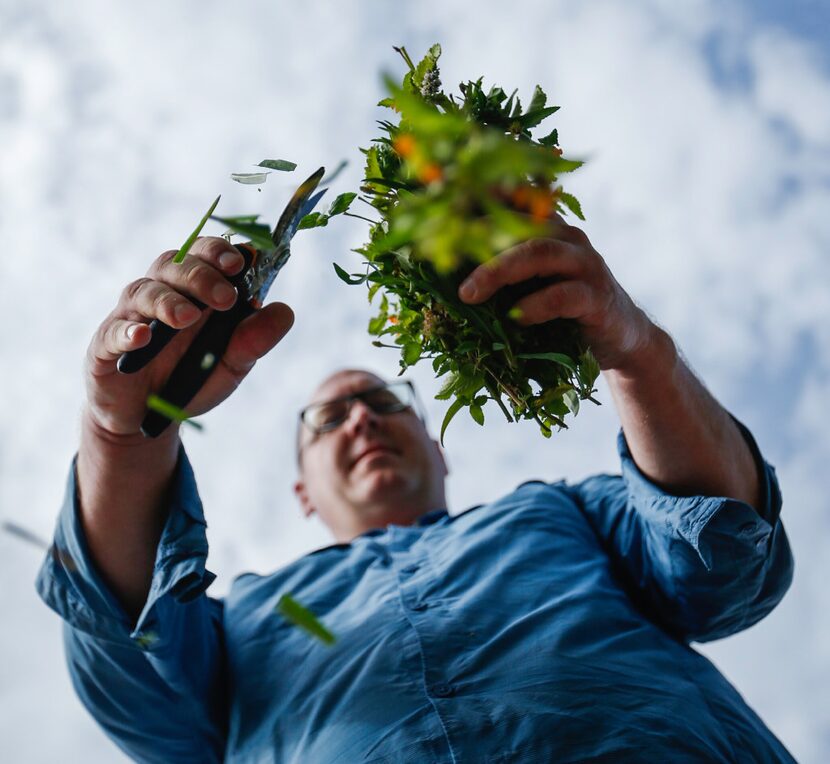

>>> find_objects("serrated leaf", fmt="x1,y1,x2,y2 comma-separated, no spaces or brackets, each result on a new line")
538,128,559,147
230,172,270,184
257,159,296,172
435,372,460,400
520,105,560,130
516,352,577,372
528,84,547,114
276,594,336,646
328,192,357,217
559,191,585,221
174,195,221,264
440,397,465,446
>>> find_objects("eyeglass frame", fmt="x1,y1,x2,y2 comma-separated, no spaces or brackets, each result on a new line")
295,379,426,465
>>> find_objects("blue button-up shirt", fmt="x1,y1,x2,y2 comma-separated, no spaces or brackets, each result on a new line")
37,417,795,763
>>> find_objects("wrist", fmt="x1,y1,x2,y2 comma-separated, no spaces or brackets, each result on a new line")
604,317,678,383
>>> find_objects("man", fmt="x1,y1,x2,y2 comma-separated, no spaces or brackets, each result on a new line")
38,222,795,762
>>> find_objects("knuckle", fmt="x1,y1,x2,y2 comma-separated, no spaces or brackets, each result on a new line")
193,236,228,258
183,260,215,291
123,277,152,304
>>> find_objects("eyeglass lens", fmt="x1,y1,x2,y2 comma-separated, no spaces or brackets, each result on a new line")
306,383,413,433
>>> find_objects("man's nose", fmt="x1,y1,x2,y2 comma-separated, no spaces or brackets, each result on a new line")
343,398,381,434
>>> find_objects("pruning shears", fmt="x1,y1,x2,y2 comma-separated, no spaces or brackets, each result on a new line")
117,166,327,438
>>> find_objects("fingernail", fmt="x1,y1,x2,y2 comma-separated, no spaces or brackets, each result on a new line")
212,282,237,305
458,281,477,301
175,303,200,323
219,250,242,270
126,324,138,340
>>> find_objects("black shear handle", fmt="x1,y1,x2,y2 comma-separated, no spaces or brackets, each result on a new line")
116,244,257,438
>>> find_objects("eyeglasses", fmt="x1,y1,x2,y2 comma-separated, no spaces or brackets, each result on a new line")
298,380,420,437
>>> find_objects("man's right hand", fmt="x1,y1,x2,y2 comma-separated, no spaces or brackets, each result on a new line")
85,236,295,440
75,236,295,619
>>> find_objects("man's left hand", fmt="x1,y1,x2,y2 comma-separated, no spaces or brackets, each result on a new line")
457,218,655,372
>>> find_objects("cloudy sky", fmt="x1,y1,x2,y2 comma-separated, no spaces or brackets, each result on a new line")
1,0,828,761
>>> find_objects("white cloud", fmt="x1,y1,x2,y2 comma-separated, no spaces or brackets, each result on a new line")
1,0,828,761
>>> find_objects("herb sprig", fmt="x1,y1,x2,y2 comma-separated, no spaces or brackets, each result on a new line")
332,44,601,442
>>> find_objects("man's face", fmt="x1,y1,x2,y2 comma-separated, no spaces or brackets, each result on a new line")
293,370,448,542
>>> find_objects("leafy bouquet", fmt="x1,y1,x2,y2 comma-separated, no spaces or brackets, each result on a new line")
330,45,601,443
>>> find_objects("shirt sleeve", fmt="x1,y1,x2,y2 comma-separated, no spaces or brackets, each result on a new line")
35,447,227,764
570,413,794,644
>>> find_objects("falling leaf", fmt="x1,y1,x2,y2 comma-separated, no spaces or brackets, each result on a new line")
257,159,297,172
276,594,336,646
173,195,221,264
231,172,270,185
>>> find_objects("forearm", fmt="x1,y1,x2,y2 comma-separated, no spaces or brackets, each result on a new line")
603,318,762,511
76,410,181,621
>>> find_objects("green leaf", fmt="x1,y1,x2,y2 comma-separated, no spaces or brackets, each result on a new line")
440,397,465,446
276,594,336,646
174,195,221,264
333,262,367,285
435,372,460,400
520,105,560,130
469,402,485,426
257,159,297,172
230,172,270,184
210,216,275,250
297,212,329,230
492,342,506,351
516,352,577,372
528,84,547,114
368,314,387,334
538,128,559,147
328,192,357,217
559,191,585,221
146,394,203,430
402,341,421,366
563,389,580,415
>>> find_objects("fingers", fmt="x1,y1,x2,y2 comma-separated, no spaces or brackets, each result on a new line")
509,279,610,326
89,318,152,366
220,302,295,379
458,238,584,304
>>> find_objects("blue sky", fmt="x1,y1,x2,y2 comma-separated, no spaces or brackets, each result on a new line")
1,1,828,761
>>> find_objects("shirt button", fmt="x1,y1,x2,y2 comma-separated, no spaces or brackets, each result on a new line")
430,683,455,698
410,600,429,611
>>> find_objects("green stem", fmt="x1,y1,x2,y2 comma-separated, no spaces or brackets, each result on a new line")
343,211,379,225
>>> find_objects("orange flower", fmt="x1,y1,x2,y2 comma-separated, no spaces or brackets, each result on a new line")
530,189,553,222
418,163,443,184
511,185,531,210
393,133,416,158
388,314,398,324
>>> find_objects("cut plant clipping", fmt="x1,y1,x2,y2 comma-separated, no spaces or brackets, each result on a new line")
145,394,204,430
333,44,601,443
276,594,337,646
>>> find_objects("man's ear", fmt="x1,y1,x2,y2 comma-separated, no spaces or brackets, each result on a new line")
293,479,315,518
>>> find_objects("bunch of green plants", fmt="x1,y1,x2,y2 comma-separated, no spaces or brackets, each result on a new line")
331,44,601,443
